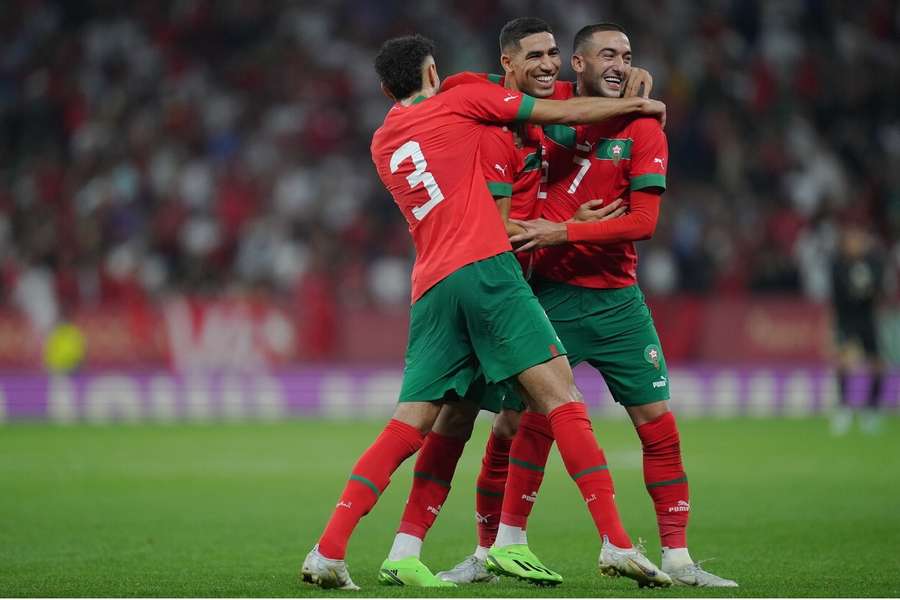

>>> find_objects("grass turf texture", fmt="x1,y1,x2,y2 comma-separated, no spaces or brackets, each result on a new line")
1,416,898,597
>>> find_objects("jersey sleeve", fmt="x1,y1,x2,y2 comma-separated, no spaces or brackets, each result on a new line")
441,83,535,124
478,126,518,197
628,117,668,192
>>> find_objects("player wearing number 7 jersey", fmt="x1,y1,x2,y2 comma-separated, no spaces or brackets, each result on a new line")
299,33,671,591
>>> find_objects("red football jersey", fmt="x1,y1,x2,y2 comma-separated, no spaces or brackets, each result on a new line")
371,84,536,302
533,116,668,288
442,72,574,220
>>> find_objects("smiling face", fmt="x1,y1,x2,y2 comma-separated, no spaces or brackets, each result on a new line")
572,30,632,98
501,31,561,98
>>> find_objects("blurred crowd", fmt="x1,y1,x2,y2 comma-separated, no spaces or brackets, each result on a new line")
1,0,899,333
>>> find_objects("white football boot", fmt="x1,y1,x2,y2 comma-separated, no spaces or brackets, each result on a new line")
436,555,499,584
665,562,739,587
598,538,672,588
300,545,360,590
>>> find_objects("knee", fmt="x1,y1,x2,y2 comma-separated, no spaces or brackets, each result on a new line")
432,405,477,440
491,409,521,439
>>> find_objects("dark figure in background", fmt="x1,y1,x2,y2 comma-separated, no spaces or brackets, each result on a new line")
830,223,885,435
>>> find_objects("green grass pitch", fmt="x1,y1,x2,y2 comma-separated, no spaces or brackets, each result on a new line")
1,416,898,597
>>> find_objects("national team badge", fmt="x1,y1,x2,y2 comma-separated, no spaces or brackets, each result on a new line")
611,142,624,165
644,344,661,369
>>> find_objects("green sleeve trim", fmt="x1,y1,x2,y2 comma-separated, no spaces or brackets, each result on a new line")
515,94,535,121
486,181,513,197
630,173,666,191
543,124,576,149
487,73,504,84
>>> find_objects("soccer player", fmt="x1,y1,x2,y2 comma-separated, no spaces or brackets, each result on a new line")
483,23,737,587
377,18,650,589
299,33,672,590
830,221,886,435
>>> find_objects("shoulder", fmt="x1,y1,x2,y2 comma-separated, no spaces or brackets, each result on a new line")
625,116,665,139
441,71,495,92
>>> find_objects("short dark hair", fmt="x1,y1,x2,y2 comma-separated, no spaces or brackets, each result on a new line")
374,34,436,100
573,23,628,54
499,17,553,53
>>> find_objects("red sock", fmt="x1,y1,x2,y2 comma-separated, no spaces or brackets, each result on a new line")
500,411,553,529
637,411,689,548
318,419,424,559
475,432,511,548
547,402,631,548
398,431,467,538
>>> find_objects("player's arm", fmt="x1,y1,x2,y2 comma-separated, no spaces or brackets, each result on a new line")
528,96,666,128
510,190,660,250
478,126,526,236
445,83,665,128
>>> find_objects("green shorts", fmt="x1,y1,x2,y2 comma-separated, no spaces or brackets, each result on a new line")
533,279,669,406
399,253,566,403
464,376,525,413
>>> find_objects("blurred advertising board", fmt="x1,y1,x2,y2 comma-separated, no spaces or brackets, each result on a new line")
1,366,896,423
1,296,899,370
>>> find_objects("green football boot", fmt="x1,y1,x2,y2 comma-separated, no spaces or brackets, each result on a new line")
378,557,457,587
485,545,563,586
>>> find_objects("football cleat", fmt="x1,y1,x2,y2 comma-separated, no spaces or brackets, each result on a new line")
436,555,499,584
485,544,563,586
300,545,360,590
598,538,672,588
378,556,456,587
666,562,738,587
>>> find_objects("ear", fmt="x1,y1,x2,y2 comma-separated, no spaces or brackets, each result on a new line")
380,82,396,101
500,52,514,75
427,62,439,90
571,53,585,74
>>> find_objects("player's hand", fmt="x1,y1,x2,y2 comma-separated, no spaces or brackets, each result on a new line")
572,198,625,222
623,67,653,98
639,98,666,129
508,218,568,252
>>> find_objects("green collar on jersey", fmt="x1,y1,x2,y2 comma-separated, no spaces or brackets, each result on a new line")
411,95,427,104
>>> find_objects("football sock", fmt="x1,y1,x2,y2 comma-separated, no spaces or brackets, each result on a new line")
661,546,694,570
547,402,631,548
475,431,511,549
318,419,424,559
494,523,527,547
637,411,689,549
474,545,489,560
499,411,553,530
388,532,423,561
397,430,467,539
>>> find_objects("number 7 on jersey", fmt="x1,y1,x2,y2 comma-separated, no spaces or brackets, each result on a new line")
390,140,446,220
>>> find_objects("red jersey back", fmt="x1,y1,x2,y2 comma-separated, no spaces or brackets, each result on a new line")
371,84,537,302
441,72,575,221
534,116,668,288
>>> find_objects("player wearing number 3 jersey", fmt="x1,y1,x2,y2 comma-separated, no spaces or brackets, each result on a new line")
300,33,671,591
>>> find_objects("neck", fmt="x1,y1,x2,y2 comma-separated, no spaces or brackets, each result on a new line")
400,88,434,106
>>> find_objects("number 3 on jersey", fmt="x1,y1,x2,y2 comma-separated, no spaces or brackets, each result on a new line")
390,140,445,220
